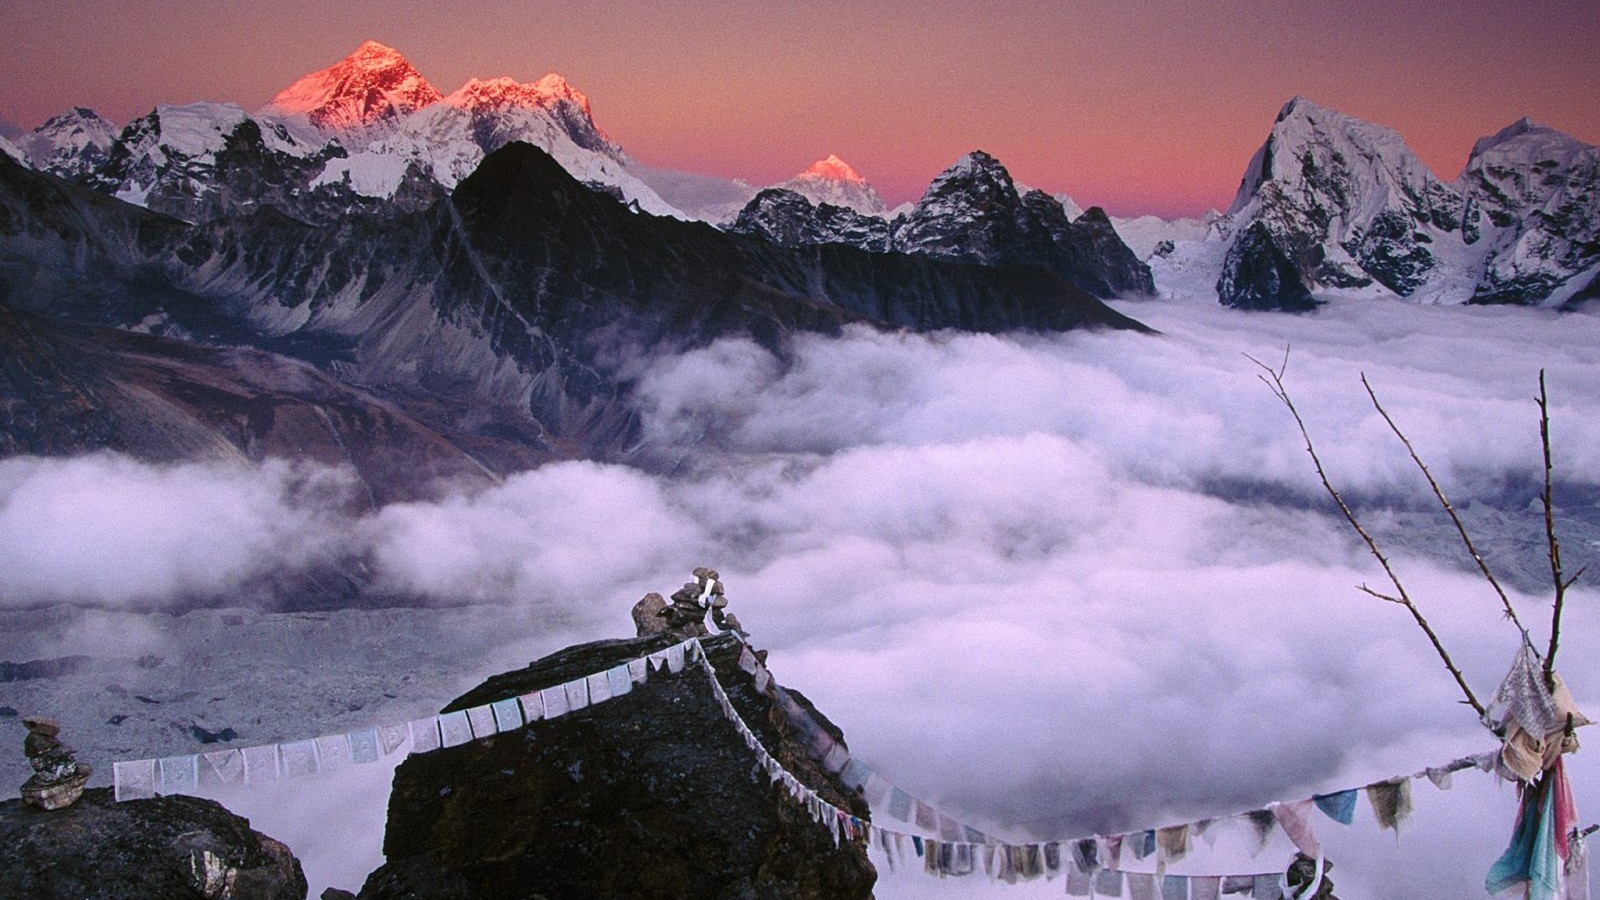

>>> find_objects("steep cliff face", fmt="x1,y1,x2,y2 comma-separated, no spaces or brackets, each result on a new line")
0,787,307,900
360,633,875,900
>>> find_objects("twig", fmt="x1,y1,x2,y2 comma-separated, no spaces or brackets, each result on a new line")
1360,374,1533,645
1248,352,1485,715
1540,371,1575,688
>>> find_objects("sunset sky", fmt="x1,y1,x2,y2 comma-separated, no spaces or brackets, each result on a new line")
5,0,1597,217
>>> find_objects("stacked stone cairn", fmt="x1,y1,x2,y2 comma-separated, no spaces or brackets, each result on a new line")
20,716,91,810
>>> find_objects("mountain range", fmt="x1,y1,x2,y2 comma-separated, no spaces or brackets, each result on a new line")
0,41,1150,545
3,42,1599,610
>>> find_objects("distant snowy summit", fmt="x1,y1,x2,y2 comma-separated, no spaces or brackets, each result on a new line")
260,40,442,133
1126,96,1600,309
730,149,1154,299
774,154,889,217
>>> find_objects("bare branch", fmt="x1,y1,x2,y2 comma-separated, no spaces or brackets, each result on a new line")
1357,585,1406,605
1248,352,1485,715
1541,370,1571,688
1360,373,1534,644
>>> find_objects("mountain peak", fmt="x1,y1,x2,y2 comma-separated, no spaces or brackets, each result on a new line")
797,154,866,185
260,41,442,132
446,73,594,119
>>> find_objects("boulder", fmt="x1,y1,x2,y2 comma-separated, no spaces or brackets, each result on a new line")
358,632,875,900
0,786,307,899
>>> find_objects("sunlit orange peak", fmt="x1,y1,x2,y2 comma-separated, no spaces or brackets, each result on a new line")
446,74,593,119
800,154,866,184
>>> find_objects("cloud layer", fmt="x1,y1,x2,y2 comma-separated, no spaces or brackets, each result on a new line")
6,295,1600,896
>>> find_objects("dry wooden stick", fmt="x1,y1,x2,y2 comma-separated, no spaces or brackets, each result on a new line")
1539,370,1583,688
1360,374,1533,644
1248,350,1485,715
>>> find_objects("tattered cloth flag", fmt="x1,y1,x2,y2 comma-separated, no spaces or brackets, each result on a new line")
1242,810,1277,856
1312,789,1358,825
1269,800,1320,857
1365,777,1413,832
1482,645,1591,783
1487,757,1578,900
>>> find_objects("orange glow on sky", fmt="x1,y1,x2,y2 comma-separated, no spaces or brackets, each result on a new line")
3,0,1597,218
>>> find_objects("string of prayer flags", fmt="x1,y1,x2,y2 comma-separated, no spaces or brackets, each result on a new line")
463,703,497,739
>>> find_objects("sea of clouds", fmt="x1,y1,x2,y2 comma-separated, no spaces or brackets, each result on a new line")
4,295,1600,897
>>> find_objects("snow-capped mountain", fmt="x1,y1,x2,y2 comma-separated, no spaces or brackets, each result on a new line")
774,155,889,217
1142,96,1600,309
728,149,1153,299
259,40,442,136
316,72,679,216
1458,118,1600,305
0,134,23,165
18,107,117,179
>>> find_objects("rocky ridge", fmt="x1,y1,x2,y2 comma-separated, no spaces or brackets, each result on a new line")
729,150,1156,300
358,631,875,899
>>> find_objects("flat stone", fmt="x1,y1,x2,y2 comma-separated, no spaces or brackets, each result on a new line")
21,768,90,811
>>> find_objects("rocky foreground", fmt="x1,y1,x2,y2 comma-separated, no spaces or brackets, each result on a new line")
3,625,875,899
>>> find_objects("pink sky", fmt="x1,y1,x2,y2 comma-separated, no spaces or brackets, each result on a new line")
4,0,1597,218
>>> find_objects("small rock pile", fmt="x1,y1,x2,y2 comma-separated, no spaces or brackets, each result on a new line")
20,716,91,810
633,566,747,638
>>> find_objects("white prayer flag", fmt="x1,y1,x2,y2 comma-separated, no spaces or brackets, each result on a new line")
438,710,473,747
347,729,381,765
607,664,633,698
114,758,157,801
316,734,352,770
518,692,545,723
628,658,649,684
465,704,498,738
378,723,409,756
541,686,570,719
199,748,245,787
492,698,523,732
587,672,613,705
409,717,441,754
242,743,280,784
279,739,319,779
565,678,591,711
159,754,199,795
666,643,686,673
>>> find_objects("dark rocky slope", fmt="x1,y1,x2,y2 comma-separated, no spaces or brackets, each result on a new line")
360,632,874,900
0,787,307,900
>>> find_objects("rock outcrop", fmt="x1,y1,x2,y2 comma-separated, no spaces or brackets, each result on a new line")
19,715,91,810
357,631,875,900
0,787,307,899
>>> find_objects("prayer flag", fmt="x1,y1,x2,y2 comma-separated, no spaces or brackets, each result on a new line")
1241,810,1277,856
1131,829,1157,859
1043,841,1062,878
316,734,352,770
938,813,963,842
518,692,545,724
1158,825,1191,865
1095,868,1125,897
242,743,280,784
628,657,649,685
159,754,199,795
1366,777,1413,832
587,672,612,705
1196,818,1220,848
738,644,758,674
347,728,381,765
1270,800,1320,857
564,678,590,712
823,743,850,774
1191,876,1222,900
863,772,891,806
378,723,409,756
1312,789,1358,825
840,757,871,791
1424,766,1454,790
666,643,686,673
114,758,157,801
1163,875,1190,900
492,698,523,732
888,787,914,822
1128,872,1159,900
1221,875,1254,895
753,667,771,693
1073,838,1099,873
408,717,441,754
1066,866,1093,896
541,686,570,719
607,664,633,698
199,748,245,786
438,710,473,748
1250,874,1282,899
915,799,938,831
1100,834,1124,869
279,739,319,779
